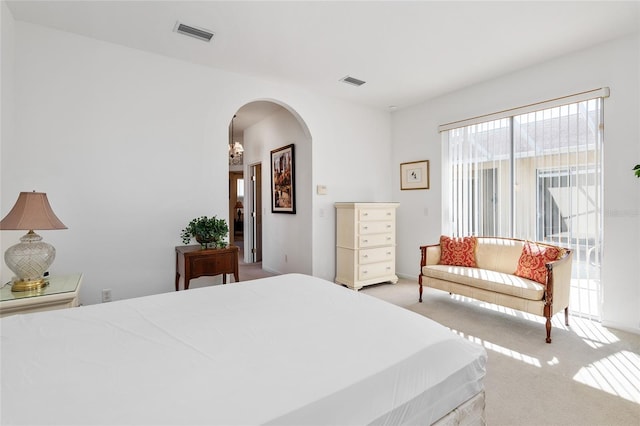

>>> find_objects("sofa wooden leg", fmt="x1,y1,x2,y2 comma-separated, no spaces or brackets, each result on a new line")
419,284,423,303
565,307,569,326
545,317,552,343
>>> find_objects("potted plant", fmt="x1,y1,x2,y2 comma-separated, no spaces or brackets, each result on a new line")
634,164,640,178
180,215,229,249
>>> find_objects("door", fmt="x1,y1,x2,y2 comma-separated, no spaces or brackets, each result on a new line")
536,166,601,319
228,171,243,245
250,163,263,262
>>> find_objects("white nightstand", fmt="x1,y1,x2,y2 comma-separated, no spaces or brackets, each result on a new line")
0,274,83,318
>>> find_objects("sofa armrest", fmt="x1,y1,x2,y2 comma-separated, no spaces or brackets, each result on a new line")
545,249,573,315
419,244,441,302
420,244,441,268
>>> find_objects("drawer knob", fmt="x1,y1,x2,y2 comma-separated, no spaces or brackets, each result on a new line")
363,270,368,274
363,254,369,258
363,226,368,230
363,239,368,243
363,212,369,216
386,225,391,228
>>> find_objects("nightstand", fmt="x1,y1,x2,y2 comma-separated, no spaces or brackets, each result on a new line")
0,273,83,318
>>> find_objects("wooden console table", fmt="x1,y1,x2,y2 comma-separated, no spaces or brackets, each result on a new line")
175,245,239,291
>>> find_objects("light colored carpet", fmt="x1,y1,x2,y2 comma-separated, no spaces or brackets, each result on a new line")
362,279,640,426
238,260,277,281
182,260,276,289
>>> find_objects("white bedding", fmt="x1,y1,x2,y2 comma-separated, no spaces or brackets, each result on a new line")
1,273,486,425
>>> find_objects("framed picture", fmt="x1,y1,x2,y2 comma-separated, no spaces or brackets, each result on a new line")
400,160,430,190
271,144,296,213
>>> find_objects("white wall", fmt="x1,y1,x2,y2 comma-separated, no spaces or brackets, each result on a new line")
392,33,640,334
0,1,15,230
0,16,393,303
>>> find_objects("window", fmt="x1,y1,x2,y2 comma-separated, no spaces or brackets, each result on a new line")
441,90,606,319
237,179,245,198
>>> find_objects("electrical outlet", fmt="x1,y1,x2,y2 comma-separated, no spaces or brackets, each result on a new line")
102,288,112,303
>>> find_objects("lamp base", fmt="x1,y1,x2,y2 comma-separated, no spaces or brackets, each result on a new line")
11,277,49,292
4,230,56,291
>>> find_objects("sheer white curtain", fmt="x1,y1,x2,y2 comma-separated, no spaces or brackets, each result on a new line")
441,92,605,319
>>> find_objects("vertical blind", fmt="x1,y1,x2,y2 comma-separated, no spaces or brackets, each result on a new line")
440,89,607,319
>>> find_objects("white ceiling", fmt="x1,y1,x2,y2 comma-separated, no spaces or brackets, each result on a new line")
6,0,640,127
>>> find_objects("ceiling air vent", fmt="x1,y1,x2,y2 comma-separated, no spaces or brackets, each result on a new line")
340,76,366,87
174,21,214,42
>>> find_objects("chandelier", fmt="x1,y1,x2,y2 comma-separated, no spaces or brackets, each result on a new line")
229,114,244,165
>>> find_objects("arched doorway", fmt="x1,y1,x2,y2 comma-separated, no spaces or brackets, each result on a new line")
228,100,312,276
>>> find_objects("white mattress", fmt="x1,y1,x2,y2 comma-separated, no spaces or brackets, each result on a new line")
1,273,486,425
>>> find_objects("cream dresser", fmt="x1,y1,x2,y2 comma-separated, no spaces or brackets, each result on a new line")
335,202,399,290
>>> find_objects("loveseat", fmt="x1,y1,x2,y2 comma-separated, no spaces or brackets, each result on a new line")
419,236,573,343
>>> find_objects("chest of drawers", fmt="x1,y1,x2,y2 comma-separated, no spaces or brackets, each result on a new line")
335,202,399,290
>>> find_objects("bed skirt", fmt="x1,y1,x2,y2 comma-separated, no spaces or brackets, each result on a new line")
432,391,486,426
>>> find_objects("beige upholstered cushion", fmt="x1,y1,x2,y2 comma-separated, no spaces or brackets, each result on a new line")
474,238,524,274
422,264,545,301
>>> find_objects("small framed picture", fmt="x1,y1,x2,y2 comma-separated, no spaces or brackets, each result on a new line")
271,144,296,213
400,160,429,190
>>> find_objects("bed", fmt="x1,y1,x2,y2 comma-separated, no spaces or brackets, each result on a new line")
1,273,486,425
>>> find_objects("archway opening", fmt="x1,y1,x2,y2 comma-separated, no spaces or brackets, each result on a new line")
227,100,312,276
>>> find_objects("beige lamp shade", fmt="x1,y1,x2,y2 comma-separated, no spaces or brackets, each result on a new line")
0,192,67,230
0,192,67,292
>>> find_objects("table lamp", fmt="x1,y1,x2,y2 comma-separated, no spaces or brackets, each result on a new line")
234,201,243,221
0,191,67,292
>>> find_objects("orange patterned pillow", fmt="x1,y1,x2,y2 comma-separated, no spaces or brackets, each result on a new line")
439,235,478,267
514,241,563,285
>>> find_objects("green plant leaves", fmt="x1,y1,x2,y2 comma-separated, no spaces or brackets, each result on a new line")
180,215,229,247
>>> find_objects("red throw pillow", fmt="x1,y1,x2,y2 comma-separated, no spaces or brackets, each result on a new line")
514,241,563,285
439,235,478,267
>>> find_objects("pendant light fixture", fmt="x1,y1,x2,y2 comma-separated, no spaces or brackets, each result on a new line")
229,114,244,165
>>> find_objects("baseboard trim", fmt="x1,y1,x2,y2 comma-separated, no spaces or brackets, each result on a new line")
396,272,418,281
601,320,640,336
261,266,281,276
